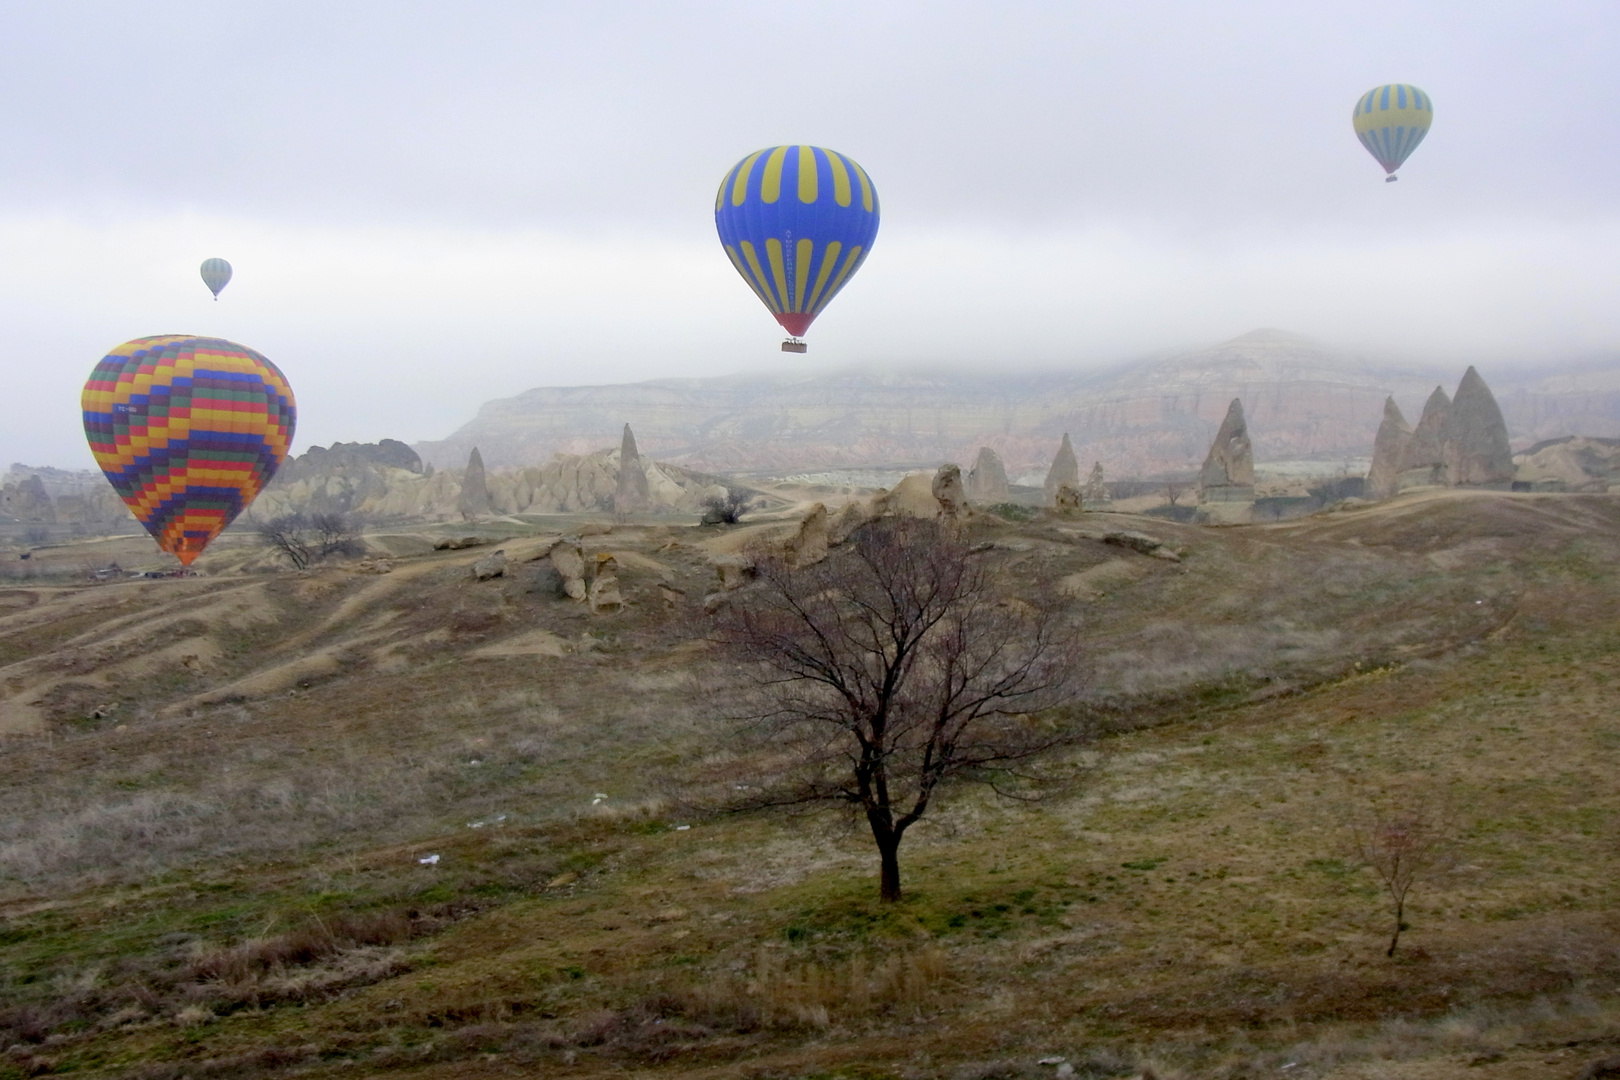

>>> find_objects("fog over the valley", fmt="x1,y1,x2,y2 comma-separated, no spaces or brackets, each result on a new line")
1,1,1616,468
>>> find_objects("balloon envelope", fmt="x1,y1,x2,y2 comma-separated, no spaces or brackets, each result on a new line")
1353,84,1433,177
714,146,880,338
82,336,296,565
200,258,232,298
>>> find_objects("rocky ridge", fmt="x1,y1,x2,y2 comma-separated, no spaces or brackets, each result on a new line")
415,329,1620,479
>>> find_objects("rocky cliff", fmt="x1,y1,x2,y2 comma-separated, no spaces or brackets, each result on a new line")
253,437,727,522
417,329,1620,480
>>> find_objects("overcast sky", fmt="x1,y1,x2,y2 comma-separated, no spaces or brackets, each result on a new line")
2,0,1617,468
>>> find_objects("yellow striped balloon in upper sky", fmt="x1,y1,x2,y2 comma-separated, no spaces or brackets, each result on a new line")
714,146,880,350
1353,84,1433,182
81,336,296,566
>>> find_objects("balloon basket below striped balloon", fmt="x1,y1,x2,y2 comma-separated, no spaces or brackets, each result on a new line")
1386,175,1399,182
781,339,807,354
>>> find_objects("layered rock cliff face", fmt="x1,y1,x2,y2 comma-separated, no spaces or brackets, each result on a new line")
1,466,127,527
416,330,1620,480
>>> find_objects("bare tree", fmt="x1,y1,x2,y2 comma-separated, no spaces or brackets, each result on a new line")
256,512,364,569
310,512,366,559
1348,788,1460,957
714,517,1091,902
1162,481,1187,508
702,488,753,525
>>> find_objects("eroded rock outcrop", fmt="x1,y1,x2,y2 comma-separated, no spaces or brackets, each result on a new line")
932,464,968,519
1515,436,1620,491
1082,462,1111,507
965,448,1009,504
1397,387,1452,490
550,539,588,601
1445,367,1514,487
782,503,829,568
588,554,624,613
457,448,493,519
1044,435,1080,507
1198,399,1255,502
615,424,651,515
0,474,54,523
1050,484,1081,516
1366,397,1413,500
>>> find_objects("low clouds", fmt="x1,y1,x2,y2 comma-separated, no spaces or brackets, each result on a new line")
0,1,1616,467
3,210,1615,469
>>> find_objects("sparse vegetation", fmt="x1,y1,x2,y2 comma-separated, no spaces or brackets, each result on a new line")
255,511,366,568
700,487,752,524
1348,785,1462,956
716,518,1089,901
0,492,1617,1077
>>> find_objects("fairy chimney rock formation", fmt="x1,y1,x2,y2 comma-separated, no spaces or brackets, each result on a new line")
1044,434,1081,507
1366,397,1413,500
615,424,651,514
932,464,968,519
965,447,1010,504
1445,366,1514,487
1198,399,1255,503
1396,387,1452,490
1082,462,1111,506
456,447,493,519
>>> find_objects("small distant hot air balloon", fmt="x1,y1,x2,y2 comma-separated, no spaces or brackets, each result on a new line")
82,335,296,566
1353,84,1433,182
200,258,233,299
715,146,880,352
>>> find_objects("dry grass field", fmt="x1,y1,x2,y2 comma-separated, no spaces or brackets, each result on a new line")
1,491,1617,1079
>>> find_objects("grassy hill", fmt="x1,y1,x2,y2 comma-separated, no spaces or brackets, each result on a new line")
1,492,1617,1079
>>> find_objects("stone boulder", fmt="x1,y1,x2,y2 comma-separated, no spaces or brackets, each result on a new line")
614,424,652,515
1048,484,1082,516
1513,436,1620,492
828,499,876,545
965,447,1010,504
1044,434,1080,507
931,464,968,519
711,553,755,591
1365,397,1413,500
1445,366,1513,487
873,473,945,518
1198,398,1255,501
1397,386,1452,490
550,539,588,601
588,554,624,613
1103,529,1180,561
782,503,829,568
470,550,507,581
457,447,493,519
1082,462,1111,506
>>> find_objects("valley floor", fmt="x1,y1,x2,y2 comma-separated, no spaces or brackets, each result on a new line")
0,491,1617,1079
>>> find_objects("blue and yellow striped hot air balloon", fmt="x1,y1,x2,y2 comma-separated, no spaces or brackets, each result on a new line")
715,146,879,352
1353,84,1433,182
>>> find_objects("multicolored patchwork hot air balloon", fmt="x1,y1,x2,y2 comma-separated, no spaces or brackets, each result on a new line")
82,336,296,566
715,146,879,352
1353,84,1433,182
200,258,232,299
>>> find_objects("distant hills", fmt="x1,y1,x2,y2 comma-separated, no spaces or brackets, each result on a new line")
416,330,1620,480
